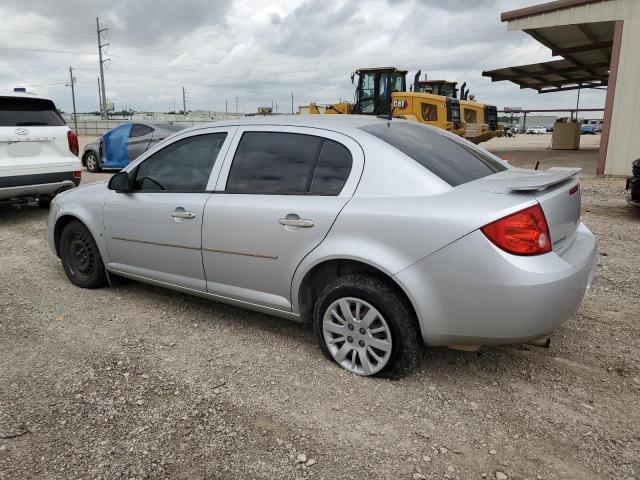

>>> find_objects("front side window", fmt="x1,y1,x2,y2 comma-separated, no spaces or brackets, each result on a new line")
226,132,352,195
390,74,405,92
359,73,376,114
133,133,227,191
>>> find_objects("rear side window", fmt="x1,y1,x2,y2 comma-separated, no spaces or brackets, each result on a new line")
0,96,65,127
360,122,506,187
226,132,352,195
130,124,154,137
309,140,352,195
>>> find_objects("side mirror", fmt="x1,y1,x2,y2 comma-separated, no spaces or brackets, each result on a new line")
108,171,132,192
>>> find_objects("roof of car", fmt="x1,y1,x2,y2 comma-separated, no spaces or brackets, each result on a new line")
0,91,53,101
180,114,393,134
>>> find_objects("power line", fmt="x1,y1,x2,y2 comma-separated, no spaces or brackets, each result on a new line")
0,81,67,87
0,28,94,39
0,46,94,55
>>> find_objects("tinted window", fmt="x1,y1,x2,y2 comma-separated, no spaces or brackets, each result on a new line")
309,140,352,195
133,133,226,191
0,96,65,127
130,124,154,137
463,108,477,124
421,103,438,121
360,122,506,187
226,132,323,194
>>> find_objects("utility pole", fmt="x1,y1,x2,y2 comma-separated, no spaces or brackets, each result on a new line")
96,17,109,119
182,86,187,115
291,92,294,115
235,96,239,114
225,98,228,113
97,77,101,114
67,66,78,134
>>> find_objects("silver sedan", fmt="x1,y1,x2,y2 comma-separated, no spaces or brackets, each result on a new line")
46,116,598,377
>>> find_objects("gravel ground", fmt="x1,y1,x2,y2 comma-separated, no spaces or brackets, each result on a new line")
1,163,639,479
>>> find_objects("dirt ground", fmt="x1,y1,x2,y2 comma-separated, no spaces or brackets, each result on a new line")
1,136,639,479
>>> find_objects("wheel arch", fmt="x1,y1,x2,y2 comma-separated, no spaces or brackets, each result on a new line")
294,257,420,332
53,214,85,256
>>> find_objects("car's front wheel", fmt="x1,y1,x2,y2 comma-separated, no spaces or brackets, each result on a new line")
313,274,422,378
60,220,107,288
85,152,101,173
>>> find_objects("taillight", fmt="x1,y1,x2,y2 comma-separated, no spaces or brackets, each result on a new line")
569,183,579,195
73,170,82,179
67,130,79,156
481,204,551,256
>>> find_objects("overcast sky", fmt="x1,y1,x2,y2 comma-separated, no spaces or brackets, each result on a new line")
0,0,606,115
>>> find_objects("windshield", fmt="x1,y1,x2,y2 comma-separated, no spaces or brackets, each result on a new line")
360,122,507,187
0,96,65,127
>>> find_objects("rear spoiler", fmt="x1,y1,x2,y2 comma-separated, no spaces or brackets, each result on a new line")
503,167,581,192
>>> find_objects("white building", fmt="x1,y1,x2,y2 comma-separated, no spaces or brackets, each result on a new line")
484,0,640,175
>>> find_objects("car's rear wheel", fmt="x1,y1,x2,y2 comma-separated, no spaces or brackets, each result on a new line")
85,152,101,173
313,274,421,378
60,220,107,288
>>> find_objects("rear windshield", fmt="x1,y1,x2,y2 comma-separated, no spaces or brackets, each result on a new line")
0,96,66,127
360,122,507,186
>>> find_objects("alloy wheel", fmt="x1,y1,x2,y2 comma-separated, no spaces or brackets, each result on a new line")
86,153,97,171
322,297,392,375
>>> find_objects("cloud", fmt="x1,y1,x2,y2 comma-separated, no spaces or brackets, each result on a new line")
0,0,606,116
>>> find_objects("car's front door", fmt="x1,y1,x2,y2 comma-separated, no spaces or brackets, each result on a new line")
102,123,132,169
103,128,234,291
202,126,363,312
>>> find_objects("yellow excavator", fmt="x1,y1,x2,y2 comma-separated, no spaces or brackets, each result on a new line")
309,67,501,144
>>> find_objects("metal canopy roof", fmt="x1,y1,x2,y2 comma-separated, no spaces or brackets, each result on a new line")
483,20,614,93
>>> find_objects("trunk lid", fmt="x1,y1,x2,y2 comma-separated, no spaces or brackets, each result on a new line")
468,167,582,252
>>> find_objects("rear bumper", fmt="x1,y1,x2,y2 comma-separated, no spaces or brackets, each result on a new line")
0,171,79,201
395,223,598,346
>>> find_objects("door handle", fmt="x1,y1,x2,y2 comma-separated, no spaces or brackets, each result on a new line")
279,217,314,228
171,210,196,219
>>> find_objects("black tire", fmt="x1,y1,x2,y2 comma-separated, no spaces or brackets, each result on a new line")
60,220,107,288
85,152,101,173
37,196,52,208
313,274,422,379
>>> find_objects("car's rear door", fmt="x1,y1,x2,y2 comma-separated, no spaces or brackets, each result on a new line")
201,126,364,312
103,127,235,291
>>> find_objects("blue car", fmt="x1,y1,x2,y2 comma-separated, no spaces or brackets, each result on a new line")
82,122,184,172
580,124,597,135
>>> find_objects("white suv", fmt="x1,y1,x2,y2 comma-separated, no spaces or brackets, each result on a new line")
0,90,81,207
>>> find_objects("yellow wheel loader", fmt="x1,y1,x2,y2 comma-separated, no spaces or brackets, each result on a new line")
309,67,501,144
